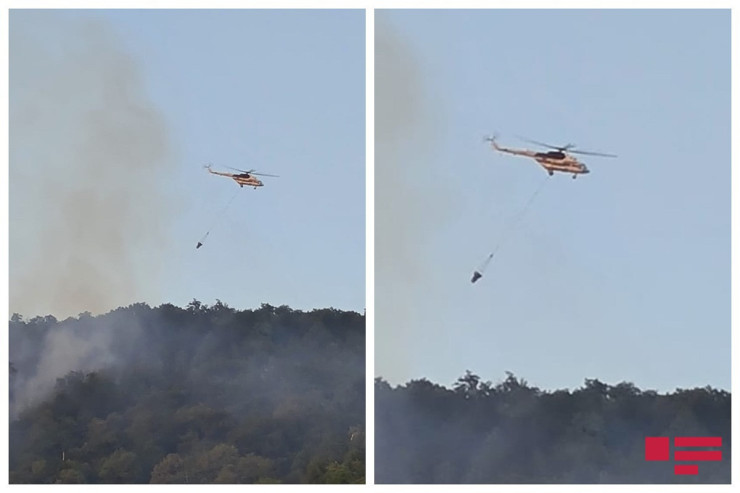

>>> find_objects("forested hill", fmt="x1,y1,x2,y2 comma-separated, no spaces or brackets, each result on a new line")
9,301,365,484
376,371,730,484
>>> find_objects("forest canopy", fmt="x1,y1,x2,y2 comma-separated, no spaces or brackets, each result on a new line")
9,301,365,484
375,371,730,484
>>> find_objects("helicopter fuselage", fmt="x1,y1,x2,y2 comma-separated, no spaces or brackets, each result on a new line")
231,174,264,188
533,154,589,176
488,139,589,178
206,167,264,188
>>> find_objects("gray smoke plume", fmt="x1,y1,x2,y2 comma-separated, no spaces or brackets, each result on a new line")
9,12,174,318
9,314,147,417
375,15,454,381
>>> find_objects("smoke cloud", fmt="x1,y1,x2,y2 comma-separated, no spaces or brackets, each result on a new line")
9,313,146,417
9,13,174,318
375,15,429,283
375,15,455,381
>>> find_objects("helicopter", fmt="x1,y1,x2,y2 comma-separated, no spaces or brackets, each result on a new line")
204,164,279,188
485,135,616,178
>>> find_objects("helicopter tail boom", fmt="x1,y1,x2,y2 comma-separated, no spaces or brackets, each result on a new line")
205,167,233,178
488,134,559,159
487,138,537,158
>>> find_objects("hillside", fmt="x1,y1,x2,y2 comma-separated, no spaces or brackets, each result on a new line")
10,301,365,484
376,371,729,483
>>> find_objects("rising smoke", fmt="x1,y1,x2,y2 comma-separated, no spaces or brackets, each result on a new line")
9,312,147,417
375,15,456,382
9,12,174,319
10,305,366,483
375,15,429,284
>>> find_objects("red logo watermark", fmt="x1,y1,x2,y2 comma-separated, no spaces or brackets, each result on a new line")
645,436,722,475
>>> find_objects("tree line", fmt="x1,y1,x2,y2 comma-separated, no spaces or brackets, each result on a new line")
9,301,365,483
375,371,730,483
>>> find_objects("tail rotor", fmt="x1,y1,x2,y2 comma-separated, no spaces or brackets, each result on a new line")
483,133,499,145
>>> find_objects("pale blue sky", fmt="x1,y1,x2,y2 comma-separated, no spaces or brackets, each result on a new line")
375,9,730,392
10,9,365,316
7,8,732,392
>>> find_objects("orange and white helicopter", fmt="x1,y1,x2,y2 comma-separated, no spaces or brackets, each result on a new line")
204,164,279,189
485,135,616,179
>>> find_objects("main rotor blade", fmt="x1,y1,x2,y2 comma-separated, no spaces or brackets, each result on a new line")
568,149,617,158
518,135,615,157
516,135,571,151
225,166,251,173
223,165,279,177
